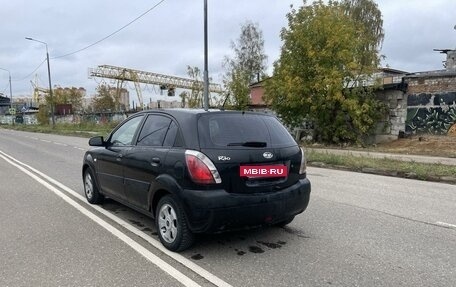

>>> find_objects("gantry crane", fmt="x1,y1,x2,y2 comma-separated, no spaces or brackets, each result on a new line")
88,65,224,109
30,75,49,106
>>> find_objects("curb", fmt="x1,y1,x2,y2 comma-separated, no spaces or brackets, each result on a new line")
308,162,456,185
305,148,456,166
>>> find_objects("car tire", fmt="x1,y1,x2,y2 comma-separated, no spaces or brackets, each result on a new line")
276,216,295,227
156,195,194,252
83,169,104,204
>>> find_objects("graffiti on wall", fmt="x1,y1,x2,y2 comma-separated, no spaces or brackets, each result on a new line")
406,92,456,135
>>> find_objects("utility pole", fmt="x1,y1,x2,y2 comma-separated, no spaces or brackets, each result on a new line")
26,37,55,128
0,68,13,125
0,68,12,108
7,72,12,109
203,0,209,111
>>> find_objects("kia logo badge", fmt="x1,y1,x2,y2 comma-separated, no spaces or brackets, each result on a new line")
263,152,273,159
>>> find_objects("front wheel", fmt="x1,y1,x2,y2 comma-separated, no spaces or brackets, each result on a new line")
156,195,194,252
83,169,104,204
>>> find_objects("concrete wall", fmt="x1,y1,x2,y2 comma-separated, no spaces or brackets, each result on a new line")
369,88,407,143
0,114,38,125
0,113,128,126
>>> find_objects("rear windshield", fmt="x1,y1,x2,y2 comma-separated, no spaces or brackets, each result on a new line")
198,113,296,148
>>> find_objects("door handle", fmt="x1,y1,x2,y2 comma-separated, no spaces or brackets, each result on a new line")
151,157,161,167
116,154,123,161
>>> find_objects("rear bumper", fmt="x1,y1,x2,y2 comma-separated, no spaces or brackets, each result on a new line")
180,178,311,233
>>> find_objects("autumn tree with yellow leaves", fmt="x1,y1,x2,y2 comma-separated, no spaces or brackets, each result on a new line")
265,0,386,144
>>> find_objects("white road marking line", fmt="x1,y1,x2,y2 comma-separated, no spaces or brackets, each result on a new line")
40,139,51,143
53,142,67,146
436,221,456,229
0,150,233,287
0,151,201,287
31,137,39,140
72,146,86,151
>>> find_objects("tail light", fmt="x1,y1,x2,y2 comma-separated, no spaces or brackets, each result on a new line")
299,147,307,174
185,150,222,184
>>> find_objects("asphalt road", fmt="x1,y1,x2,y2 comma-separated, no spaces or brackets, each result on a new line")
1,128,455,287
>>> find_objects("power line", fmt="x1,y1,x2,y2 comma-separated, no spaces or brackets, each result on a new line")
14,0,166,84
52,0,167,59
12,58,47,82
1,83,9,94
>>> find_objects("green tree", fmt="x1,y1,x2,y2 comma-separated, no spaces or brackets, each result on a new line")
37,104,50,125
184,65,219,108
92,84,115,112
179,91,188,108
265,0,385,144
223,21,267,110
342,0,384,73
186,66,204,108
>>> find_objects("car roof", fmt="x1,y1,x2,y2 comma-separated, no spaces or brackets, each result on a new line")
133,109,276,149
139,108,272,116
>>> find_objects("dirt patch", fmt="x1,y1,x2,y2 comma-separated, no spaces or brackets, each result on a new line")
375,135,456,158
305,135,456,158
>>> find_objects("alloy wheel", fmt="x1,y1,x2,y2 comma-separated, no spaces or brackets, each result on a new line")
84,172,94,200
158,203,178,244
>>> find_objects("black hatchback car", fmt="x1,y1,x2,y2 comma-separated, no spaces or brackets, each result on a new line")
82,109,311,251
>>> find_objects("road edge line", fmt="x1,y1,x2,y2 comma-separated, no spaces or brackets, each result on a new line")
0,151,201,287
436,221,456,229
0,150,233,287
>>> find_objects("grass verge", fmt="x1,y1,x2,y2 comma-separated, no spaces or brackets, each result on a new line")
306,149,456,184
0,122,117,138
2,124,455,184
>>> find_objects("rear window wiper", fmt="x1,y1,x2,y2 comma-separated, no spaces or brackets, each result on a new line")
227,141,267,147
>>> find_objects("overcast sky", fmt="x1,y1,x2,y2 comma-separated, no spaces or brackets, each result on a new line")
1,0,455,102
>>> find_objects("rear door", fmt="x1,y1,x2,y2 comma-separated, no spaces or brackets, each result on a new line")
198,113,302,194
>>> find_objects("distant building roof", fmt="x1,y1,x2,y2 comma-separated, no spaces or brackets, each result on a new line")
0,95,10,106
379,67,408,75
404,70,456,79
248,78,270,89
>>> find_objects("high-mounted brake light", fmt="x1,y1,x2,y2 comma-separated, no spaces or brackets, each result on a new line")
185,150,222,184
299,147,307,174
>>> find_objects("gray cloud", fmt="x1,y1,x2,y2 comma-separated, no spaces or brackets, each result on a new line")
1,0,455,101
378,0,456,71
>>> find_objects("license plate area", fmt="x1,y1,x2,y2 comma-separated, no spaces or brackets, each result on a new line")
240,165,288,178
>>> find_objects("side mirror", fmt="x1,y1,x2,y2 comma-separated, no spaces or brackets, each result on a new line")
88,136,105,147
